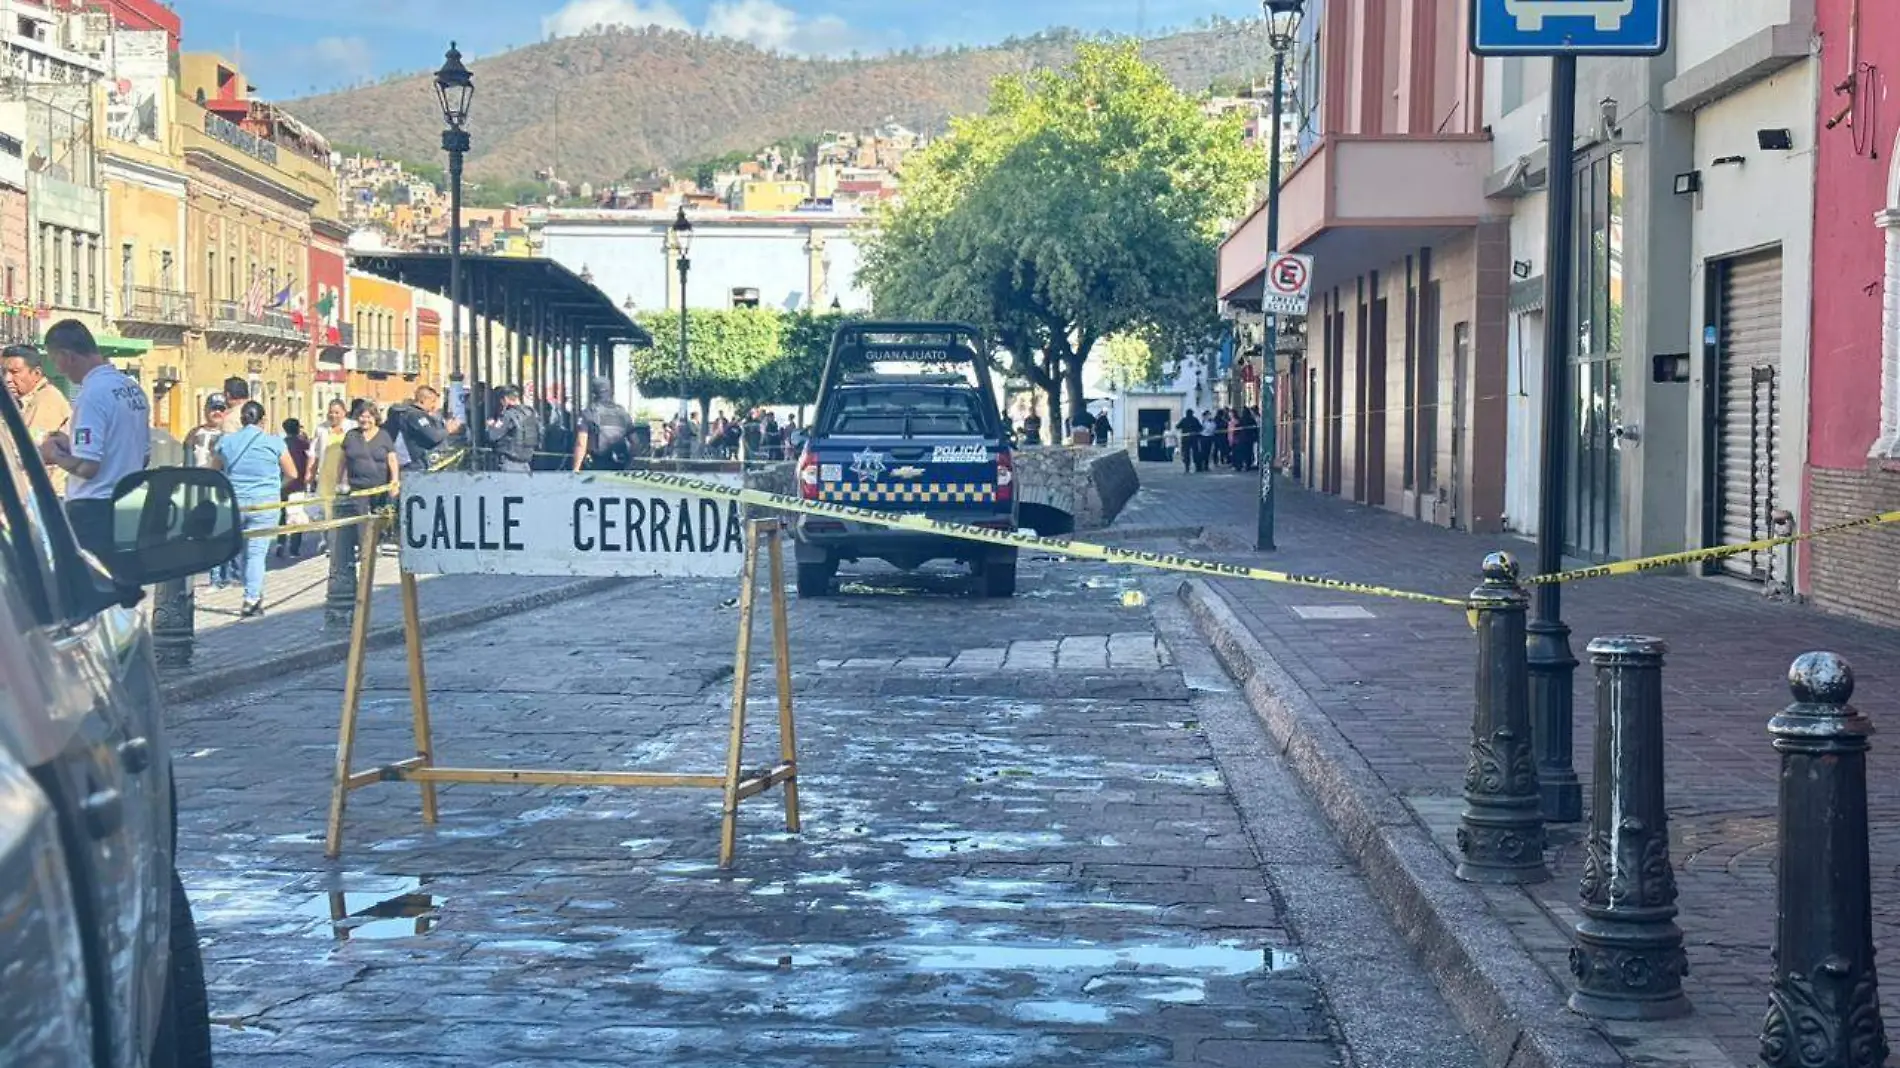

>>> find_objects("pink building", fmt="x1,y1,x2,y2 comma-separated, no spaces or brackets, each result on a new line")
1217,0,1505,531
1805,0,1900,626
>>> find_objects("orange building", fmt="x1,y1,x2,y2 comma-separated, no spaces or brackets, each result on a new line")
345,269,422,407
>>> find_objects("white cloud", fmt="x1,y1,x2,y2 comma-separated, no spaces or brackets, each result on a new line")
541,0,691,40
303,36,375,84
543,0,865,55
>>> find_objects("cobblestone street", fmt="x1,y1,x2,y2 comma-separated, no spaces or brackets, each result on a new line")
169,521,1481,1066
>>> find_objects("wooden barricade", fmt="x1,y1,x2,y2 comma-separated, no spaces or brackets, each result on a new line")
322,517,800,868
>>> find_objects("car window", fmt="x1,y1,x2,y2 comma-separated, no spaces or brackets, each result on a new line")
825,387,989,437
0,392,69,624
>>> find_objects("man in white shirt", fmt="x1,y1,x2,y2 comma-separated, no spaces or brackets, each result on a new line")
37,319,150,559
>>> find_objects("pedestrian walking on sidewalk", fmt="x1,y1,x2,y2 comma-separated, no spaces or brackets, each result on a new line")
212,400,297,618
275,418,312,559
1237,406,1260,472
311,399,349,554
1176,409,1203,474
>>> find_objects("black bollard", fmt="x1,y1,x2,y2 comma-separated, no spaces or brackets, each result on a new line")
1759,652,1889,1068
1568,636,1690,1019
151,577,194,668
1456,552,1549,884
325,515,359,632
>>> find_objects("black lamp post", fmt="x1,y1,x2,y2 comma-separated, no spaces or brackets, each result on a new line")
435,41,473,464
671,206,694,439
1257,0,1302,552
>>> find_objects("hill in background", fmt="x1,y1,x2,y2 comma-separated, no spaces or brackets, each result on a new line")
287,21,1275,185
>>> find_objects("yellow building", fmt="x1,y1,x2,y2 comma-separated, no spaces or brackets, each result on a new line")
102,32,192,437
179,53,339,429
346,269,421,407
737,179,811,213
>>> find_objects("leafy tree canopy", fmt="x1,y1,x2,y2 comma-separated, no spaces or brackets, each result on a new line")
860,41,1263,427
629,308,864,408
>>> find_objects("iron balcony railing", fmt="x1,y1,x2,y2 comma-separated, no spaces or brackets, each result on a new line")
120,285,195,327
205,298,305,342
356,347,402,374
336,322,355,347
402,353,421,376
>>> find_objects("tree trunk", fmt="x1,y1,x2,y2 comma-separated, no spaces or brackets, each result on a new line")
1042,351,1063,433
1062,358,1087,430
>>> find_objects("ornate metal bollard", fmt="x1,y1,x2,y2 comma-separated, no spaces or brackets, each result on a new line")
151,577,194,668
1760,652,1889,1068
1568,636,1690,1019
1456,552,1549,884
324,514,360,632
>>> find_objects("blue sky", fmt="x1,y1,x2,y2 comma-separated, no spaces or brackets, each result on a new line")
170,0,1268,99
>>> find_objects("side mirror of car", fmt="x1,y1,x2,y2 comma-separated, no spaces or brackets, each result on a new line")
103,466,243,586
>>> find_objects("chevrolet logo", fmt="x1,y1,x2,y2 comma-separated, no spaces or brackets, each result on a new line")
890,466,927,479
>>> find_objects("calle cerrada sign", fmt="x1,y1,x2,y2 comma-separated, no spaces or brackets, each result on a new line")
399,472,747,578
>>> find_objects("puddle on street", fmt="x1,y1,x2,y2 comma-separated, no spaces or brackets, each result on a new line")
286,875,444,942
892,942,1292,974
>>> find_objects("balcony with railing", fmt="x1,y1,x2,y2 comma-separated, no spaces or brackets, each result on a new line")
403,353,421,376
120,285,195,328
355,347,402,375
204,298,305,344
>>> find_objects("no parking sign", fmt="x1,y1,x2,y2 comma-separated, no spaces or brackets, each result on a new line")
1263,251,1314,317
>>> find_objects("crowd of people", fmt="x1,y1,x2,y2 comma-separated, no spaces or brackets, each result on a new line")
1171,406,1262,474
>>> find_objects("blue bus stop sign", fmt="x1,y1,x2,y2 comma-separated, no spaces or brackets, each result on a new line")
1470,0,1669,56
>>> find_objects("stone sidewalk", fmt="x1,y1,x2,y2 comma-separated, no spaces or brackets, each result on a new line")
1136,463,1900,1067
162,542,620,703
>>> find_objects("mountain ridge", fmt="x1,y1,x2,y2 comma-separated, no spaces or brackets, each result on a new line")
286,21,1275,185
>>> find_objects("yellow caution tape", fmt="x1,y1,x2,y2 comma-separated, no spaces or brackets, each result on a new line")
1525,508,1900,586
242,511,388,539
598,470,1467,608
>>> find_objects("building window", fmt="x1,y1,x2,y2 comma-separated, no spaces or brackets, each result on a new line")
50,227,62,307
208,250,218,301
86,237,96,311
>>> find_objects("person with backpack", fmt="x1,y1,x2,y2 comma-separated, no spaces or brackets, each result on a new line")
571,375,638,472
485,385,540,473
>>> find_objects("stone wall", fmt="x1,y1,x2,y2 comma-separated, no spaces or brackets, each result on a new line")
1015,446,1140,531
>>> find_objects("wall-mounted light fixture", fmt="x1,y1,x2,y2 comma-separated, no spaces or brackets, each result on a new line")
1756,128,1794,151
1512,259,1534,279
1712,155,1747,168
1673,171,1701,195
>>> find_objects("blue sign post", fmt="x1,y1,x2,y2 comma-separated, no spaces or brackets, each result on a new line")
1466,0,1670,830
1470,0,1669,56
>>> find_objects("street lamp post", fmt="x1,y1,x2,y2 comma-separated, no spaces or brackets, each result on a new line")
434,42,473,467
1256,0,1302,552
671,206,694,450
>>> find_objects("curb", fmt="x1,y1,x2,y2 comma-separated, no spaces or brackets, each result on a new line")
1179,578,1624,1068
159,576,627,705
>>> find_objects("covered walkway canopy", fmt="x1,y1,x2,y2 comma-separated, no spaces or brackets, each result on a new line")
349,251,650,414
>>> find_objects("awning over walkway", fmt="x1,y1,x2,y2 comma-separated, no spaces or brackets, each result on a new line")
348,251,652,349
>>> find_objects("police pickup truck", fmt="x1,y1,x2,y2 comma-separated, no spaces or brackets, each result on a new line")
793,322,1019,597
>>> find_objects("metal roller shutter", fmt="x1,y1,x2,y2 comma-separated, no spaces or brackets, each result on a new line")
1715,250,1782,582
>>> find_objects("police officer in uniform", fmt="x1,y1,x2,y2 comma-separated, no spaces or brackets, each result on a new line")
570,375,637,472
485,385,540,473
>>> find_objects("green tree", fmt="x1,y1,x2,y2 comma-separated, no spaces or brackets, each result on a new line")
630,308,784,420
861,41,1263,429
1100,333,1163,390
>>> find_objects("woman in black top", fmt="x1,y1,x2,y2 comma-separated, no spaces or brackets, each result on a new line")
341,399,400,513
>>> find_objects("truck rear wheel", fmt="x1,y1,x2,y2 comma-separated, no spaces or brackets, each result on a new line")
980,551,1018,598
797,560,836,598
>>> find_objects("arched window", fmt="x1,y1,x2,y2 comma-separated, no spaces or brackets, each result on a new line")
1878,141,1900,457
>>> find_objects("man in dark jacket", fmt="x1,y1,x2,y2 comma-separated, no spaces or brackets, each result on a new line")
386,385,461,472
1175,410,1203,474
485,386,540,473
571,375,638,472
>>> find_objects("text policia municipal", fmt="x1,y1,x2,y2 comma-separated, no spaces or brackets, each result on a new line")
403,492,747,555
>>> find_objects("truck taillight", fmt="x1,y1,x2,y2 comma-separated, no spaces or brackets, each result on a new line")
798,450,820,500
995,449,1014,501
